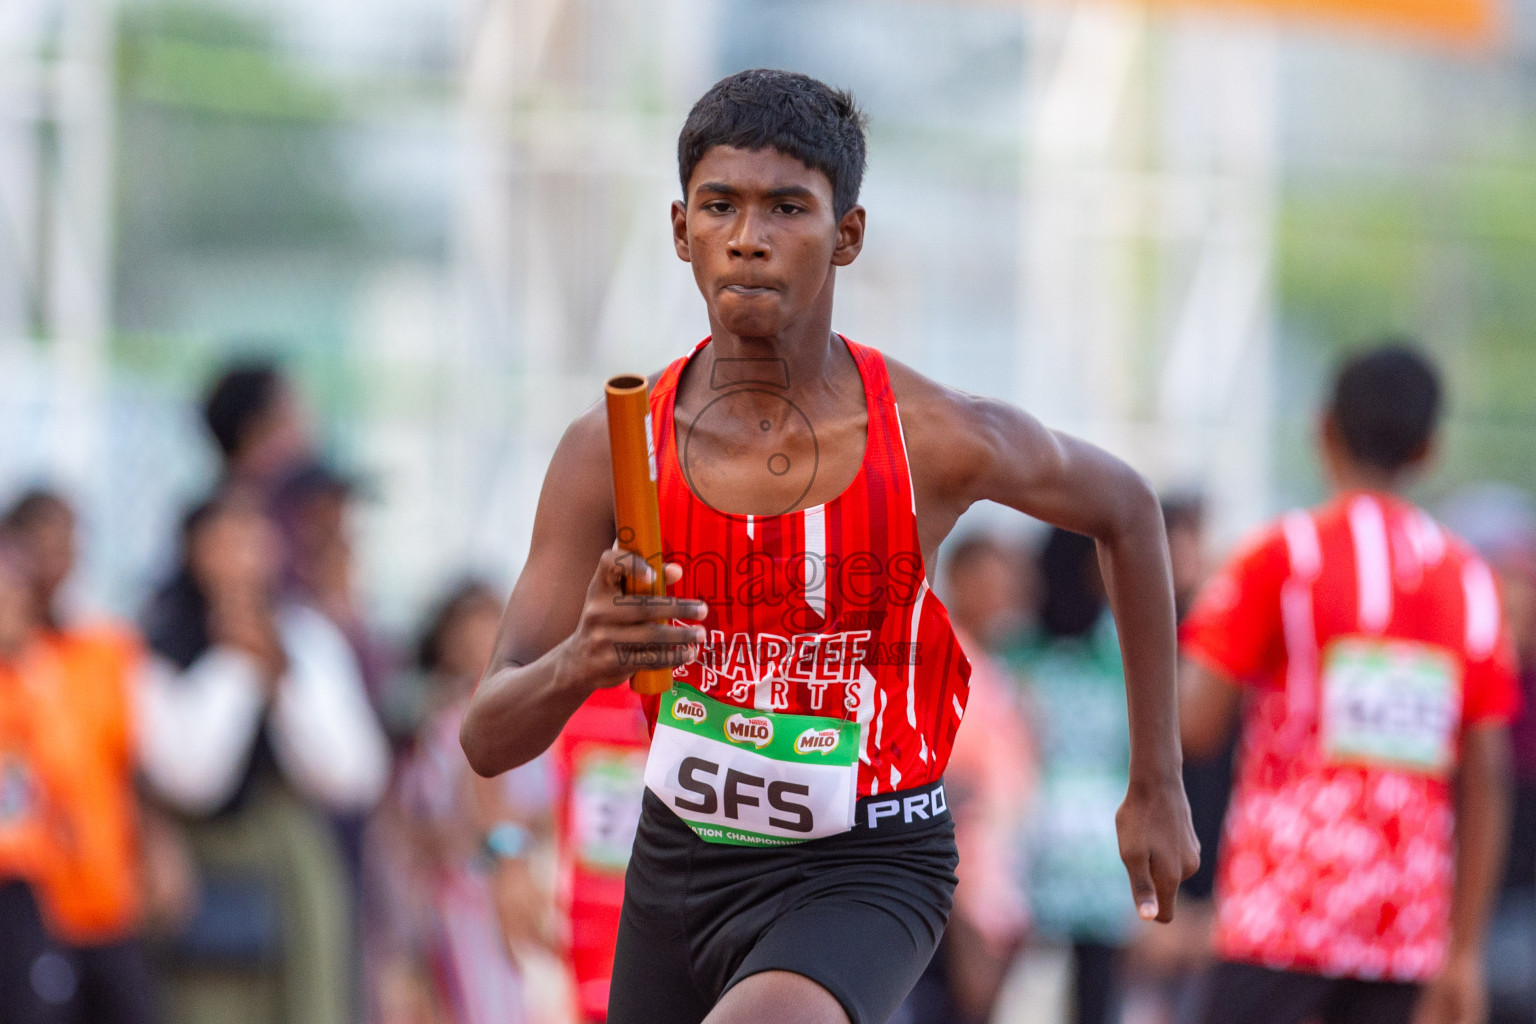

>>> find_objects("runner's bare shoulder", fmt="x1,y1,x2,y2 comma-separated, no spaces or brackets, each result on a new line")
533,367,669,547
881,353,1054,509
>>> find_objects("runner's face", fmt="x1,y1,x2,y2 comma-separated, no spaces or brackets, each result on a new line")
674,146,862,339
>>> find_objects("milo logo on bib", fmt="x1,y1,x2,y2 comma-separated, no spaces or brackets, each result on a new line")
725,713,773,748
672,696,707,725
794,728,840,755
645,684,861,847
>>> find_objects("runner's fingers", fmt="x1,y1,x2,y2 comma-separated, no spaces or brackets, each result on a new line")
626,623,708,646
1152,849,1181,923
1121,847,1159,922
1183,834,1203,881
603,595,709,624
609,640,698,671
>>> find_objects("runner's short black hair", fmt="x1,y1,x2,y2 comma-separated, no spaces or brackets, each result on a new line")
1327,341,1442,474
203,360,284,458
678,69,868,219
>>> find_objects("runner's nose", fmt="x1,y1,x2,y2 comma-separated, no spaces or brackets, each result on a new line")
728,209,770,260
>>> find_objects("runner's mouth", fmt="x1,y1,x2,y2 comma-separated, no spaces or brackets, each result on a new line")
723,284,776,296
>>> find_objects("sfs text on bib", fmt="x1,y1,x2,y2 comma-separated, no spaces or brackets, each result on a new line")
644,685,859,846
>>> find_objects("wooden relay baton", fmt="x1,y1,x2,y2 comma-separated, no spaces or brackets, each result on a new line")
604,375,674,696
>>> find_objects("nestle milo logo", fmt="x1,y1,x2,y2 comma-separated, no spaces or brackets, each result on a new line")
724,713,773,748
794,728,840,755
672,696,707,725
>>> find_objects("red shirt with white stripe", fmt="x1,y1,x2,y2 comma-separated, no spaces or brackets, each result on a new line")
642,335,973,798
1182,491,1520,982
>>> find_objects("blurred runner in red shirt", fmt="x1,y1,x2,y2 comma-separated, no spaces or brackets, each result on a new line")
1181,344,1520,1024
552,686,649,1023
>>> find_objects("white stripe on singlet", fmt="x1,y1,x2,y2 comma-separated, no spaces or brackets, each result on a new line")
892,402,917,516
1410,509,1447,566
1282,511,1322,580
1280,511,1321,730
1348,495,1393,633
802,504,827,619
1463,559,1501,661
907,581,927,730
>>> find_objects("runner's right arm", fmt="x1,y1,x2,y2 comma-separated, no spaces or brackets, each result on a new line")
1413,722,1511,1024
461,406,708,778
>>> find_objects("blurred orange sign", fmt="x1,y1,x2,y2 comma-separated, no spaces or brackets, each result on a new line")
975,0,1500,45
1156,0,1496,43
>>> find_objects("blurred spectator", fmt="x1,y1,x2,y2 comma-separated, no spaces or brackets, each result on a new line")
272,462,391,691
550,678,649,1023
1440,483,1536,1023
899,534,1034,1024
138,492,389,1024
201,360,313,497
1007,527,1139,1024
369,581,553,1024
1180,344,1519,1024
0,536,72,1024
1163,493,1209,624
2,491,161,1024
271,461,396,1021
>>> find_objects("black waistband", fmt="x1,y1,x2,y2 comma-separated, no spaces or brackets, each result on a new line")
850,778,949,834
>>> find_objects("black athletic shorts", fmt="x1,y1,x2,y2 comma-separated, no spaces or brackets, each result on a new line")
609,779,959,1024
1199,959,1422,1024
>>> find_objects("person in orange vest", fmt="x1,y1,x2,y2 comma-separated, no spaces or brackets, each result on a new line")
0,536,74,1024
3,490,163,1024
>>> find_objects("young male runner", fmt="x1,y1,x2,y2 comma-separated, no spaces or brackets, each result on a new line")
461,68,1199,1024
1180,345,1519,1024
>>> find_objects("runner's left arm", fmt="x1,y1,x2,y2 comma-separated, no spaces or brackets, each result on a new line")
1414,722,1510,1024
913,386,1200,923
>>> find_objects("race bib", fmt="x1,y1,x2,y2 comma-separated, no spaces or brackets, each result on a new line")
1320,637,1461,776
571,748,647,872
644,685,860,846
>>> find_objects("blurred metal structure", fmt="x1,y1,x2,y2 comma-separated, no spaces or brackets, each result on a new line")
0,0,115,487
1017,2,1279,540
417,0,718,594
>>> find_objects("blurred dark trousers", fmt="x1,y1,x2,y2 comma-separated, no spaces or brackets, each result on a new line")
72,939,160,1024
0,880,68,1024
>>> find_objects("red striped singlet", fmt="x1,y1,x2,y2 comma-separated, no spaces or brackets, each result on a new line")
642,335,972,798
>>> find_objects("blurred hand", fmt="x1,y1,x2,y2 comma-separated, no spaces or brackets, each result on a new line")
1116,773,1201,924
209,592,287,683
1413,951,1486,1024
490,857,556,957
138,805,199,936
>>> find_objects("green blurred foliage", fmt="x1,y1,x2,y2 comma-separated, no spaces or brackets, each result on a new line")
1276,142,1536,501
110,3,373,442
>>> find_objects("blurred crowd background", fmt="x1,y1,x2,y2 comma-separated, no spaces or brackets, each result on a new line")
3,0,1536,1022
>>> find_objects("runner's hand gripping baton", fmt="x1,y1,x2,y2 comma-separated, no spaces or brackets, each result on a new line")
605,375,674,696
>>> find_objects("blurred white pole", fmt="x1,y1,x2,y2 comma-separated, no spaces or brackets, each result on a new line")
349,0,722,618
1017,1,1278,538
1017,0,1146,456
45,0,115,490
1155,15,1279,539
0,0,113,494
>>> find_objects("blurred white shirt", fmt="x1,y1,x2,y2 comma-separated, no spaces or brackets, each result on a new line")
137,603,391,815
